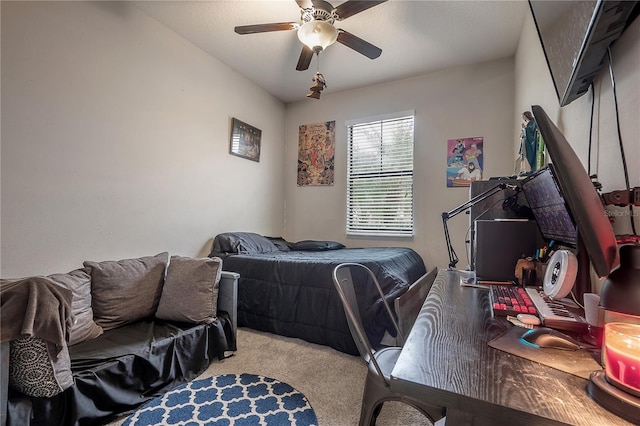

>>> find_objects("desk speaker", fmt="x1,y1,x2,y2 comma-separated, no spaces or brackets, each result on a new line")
474,220,538,281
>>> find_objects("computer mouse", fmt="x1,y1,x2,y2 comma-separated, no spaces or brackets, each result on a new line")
520,327,581,351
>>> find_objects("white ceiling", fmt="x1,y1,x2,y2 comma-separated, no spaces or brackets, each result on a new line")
134,0,529,103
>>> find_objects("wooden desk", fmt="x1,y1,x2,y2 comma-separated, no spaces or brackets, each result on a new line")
390,269,631,425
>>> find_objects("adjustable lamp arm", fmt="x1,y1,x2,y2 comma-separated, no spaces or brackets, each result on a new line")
441,183,515,269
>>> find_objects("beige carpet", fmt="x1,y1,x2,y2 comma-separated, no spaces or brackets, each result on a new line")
107,327,432,426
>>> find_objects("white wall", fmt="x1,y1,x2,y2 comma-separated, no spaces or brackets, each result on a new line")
284,58,517,270
1,2,286,277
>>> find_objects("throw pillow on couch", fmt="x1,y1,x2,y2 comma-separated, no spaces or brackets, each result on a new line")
47,268,103,346
156,256,223,323
84,252,169,331
84,252,224,328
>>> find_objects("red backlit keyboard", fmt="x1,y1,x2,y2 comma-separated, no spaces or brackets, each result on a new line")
490,285,538,317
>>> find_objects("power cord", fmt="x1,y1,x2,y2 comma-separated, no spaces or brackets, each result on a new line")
587,82,595,176
607,47,637,235
569,291,585,310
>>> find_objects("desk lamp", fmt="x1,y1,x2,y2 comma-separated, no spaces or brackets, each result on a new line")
442,182,518,269
587,244,640,424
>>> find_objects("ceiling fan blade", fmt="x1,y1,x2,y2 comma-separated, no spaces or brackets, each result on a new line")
334,0,388,20
296,46,314,71
234,22,298,35
295,0,313,9
312,0,335,12
337,30,382,59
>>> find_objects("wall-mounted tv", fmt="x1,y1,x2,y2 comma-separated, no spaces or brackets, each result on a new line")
529,0,638,106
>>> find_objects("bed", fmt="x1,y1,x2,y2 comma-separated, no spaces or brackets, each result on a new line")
208,232,432,355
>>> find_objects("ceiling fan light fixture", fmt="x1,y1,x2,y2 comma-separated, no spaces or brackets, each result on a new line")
297,20,338,51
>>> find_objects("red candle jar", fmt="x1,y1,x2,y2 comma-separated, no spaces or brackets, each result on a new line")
603,322,640,397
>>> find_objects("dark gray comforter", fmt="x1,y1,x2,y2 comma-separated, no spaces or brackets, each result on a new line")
214,247,426,355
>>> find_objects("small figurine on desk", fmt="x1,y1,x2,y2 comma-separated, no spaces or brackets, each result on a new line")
515,257,537,286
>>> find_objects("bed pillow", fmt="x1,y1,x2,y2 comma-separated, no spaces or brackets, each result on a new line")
155,256,222,324
290,240,346,251
47,268,103,346
266,237,291,252
84,252,169,331
210,232,280,255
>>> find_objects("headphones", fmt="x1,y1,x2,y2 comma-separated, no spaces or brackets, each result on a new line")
543,250,578,299
502,193,534,219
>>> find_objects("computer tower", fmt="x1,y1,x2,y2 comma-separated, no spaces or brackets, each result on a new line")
474,220,538,281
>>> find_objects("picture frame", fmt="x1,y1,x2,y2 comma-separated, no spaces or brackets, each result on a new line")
446,137,484,187
298,121,335,186
229,117,261,162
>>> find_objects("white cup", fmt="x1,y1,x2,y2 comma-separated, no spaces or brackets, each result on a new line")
583,293,601,326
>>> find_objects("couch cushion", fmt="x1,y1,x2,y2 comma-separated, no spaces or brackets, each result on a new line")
84,252,168,331
47,268,103,345
155,256,222,324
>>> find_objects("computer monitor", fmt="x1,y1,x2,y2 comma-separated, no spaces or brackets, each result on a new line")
521,166,577,248
528,106,619,278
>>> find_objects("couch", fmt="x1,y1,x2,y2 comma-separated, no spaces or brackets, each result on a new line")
0,252,238,426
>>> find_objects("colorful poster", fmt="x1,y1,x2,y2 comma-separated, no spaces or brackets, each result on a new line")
446,137,484,187
297,121,335,186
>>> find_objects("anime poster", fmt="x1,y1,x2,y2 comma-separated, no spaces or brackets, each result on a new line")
446,137,484,187
298,121,335,186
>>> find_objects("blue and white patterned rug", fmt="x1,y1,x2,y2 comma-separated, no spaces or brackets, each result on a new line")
123,373,318,426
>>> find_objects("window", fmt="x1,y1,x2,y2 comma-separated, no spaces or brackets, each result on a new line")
346,111,415,237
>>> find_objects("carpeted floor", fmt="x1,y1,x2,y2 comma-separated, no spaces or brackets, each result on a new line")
107,327,432,426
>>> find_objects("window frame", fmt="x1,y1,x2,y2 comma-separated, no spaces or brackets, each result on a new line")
345,110,415,237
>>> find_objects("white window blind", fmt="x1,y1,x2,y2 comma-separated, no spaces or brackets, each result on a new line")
346,112,415,237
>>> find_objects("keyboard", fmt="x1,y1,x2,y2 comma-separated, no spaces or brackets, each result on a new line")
525,288,589,333
490,285,538,317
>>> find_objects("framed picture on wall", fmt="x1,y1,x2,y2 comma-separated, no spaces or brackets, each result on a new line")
229,117,261,162
297,121,335,186
446,137,483,187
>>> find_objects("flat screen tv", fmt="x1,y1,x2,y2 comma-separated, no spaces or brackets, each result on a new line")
530,105,618,278
529,0,638,106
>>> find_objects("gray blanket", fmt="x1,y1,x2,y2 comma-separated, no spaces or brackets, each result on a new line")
1,276,73,357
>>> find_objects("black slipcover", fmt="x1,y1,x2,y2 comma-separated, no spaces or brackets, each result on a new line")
7,313,235,426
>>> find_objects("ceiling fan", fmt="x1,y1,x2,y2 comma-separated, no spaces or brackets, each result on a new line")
234,0,388,71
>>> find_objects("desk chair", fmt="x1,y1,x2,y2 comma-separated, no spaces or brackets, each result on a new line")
332,263,445,426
